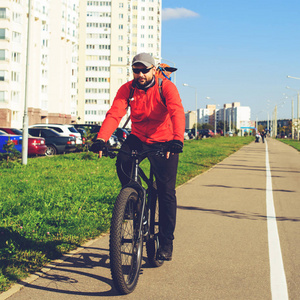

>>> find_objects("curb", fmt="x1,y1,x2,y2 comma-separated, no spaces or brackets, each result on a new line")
0,233,108,300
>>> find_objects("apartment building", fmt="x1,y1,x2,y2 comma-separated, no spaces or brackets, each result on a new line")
0,0,79,128
77,0,162,125
0,1,27,128
185,102,251,133
198,108,209,124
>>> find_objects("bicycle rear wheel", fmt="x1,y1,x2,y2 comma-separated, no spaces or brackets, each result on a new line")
146,182,164,267
109,187,143,294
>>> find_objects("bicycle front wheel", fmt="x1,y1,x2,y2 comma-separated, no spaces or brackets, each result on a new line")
109,187,143,294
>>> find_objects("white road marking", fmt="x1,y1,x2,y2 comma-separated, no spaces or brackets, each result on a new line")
265,141,289,299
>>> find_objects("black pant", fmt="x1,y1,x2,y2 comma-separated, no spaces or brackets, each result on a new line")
116,134,179,244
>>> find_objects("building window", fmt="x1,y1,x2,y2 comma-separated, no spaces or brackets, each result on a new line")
0,70,5,81
12,31,21,43
0,91,6,102
11,91,20,102
0,8,6,19
12,12,22,23
0,29,5,39
11,71,20,82
0,50,6,60
11,52,20,63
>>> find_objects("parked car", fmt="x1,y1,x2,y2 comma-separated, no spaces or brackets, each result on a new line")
199,129,214,138
190,129,199,137
217,129,224,136
0,127,47,156
73,124,101,134
109,135,121,148
28,128,76,155
29,124,82,145
113,128,130,144
226,131,234,137
0,131,22,153
185,130,194,139
76,127,87,144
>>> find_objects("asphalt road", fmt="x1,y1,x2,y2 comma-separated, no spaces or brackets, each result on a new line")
2,138,300,300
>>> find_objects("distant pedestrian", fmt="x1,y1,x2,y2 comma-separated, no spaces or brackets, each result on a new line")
261,130,266,143
255,132,260,143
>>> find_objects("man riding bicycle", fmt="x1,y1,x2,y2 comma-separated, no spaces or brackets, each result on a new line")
92,52,185,261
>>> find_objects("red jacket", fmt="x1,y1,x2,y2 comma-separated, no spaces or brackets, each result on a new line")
97,77,185,144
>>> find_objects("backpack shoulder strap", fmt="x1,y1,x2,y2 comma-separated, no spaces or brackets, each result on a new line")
127,81,136,108
158,77,166,107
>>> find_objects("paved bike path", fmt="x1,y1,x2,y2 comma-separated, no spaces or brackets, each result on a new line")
2,138,300,300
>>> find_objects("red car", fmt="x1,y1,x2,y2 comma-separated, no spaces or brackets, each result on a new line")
0,128,47,156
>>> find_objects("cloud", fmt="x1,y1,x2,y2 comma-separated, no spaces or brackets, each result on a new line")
162,7,200,21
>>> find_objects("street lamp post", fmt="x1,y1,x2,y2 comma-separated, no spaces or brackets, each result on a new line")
286,86,300,140
183,84,197,136
22,0,32,165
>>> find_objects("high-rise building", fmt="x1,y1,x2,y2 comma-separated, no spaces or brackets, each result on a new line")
77,0,162,125
0,0,79,127
0,1,27,128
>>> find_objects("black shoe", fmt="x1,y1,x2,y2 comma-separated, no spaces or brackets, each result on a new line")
157,241,173,261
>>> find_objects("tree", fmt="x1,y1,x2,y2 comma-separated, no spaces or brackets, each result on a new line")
202,123,213,130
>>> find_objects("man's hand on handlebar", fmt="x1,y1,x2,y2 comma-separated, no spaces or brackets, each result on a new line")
165,140,183,159
90,139,107,158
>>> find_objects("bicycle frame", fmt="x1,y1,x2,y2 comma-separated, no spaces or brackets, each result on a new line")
123,150,157,243
109,147,164,240
108,147,165,294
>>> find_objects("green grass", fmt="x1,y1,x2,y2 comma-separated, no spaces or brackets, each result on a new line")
277,138,300,151
0,136,254,292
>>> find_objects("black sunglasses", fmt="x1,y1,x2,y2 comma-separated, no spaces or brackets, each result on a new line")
132,67,153,74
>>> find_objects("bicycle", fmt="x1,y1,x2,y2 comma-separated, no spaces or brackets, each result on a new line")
104,147,166,294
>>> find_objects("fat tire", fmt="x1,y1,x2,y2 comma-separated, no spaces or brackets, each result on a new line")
109,187,143,294
146,182,164,267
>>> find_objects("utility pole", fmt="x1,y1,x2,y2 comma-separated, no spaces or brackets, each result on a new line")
22,0,32,165
291,98,294,140
223,106,226,135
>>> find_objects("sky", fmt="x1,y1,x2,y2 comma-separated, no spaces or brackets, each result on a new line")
161,0,300,121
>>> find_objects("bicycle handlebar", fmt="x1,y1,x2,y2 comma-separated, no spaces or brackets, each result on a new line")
103,146,168,159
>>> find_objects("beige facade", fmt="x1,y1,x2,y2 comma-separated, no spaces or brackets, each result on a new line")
0,1,27,127
0,0,79,128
